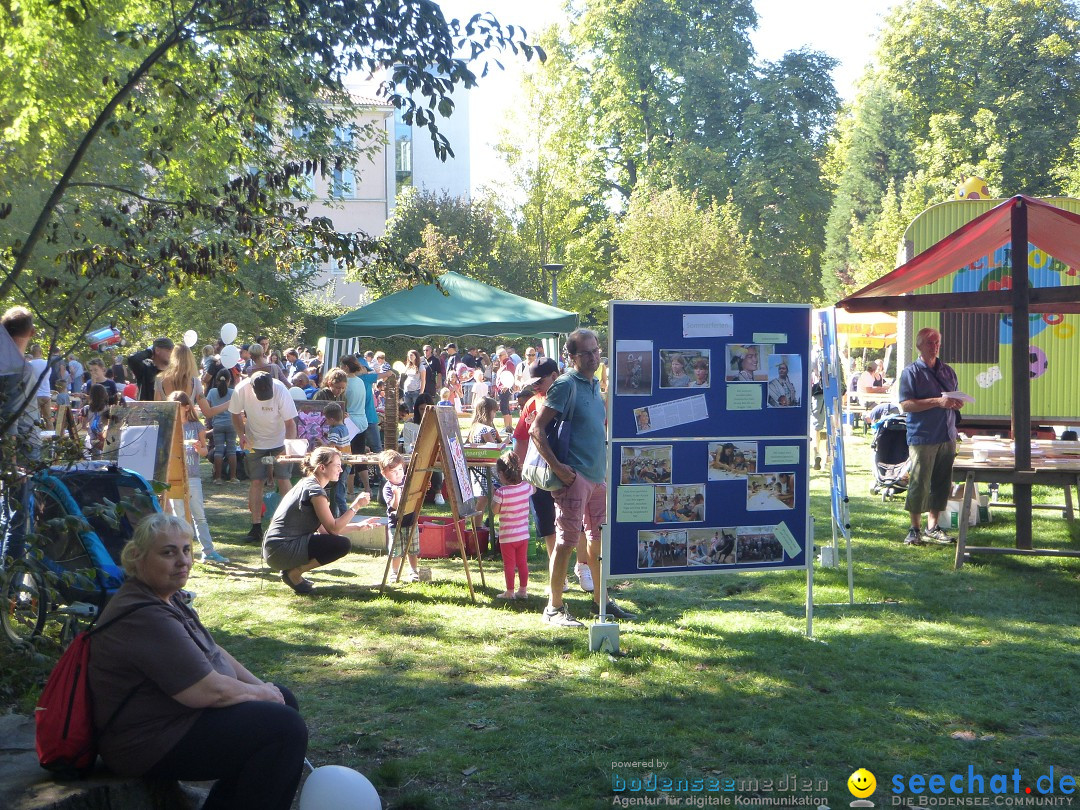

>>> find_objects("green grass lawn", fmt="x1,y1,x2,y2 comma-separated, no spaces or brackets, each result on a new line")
7,433,1080,809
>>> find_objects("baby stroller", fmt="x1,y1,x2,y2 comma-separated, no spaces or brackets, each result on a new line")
2,462,160,648
870,413,910,501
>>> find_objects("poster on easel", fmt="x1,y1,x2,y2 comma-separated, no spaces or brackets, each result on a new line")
102,401,190,515
381,405,484,599
607,302,811,580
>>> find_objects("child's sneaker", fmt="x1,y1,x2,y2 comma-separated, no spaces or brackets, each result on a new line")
496,590,514,600
201,550,229,564
514,588,528,600
388,570,400,584
434,493,446,505
403,570,420,583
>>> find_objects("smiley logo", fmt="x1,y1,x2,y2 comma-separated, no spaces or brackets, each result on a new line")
848,768,876,798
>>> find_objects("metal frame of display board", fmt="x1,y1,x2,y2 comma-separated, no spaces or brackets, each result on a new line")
600,301,815,649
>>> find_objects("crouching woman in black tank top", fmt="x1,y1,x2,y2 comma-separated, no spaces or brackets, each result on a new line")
264,446,371,595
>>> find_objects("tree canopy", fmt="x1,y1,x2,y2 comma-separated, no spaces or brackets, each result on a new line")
495,0,839,321
822,0,1080,299
0,0,541,353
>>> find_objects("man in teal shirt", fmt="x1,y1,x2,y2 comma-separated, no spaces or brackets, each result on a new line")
530,328,635,626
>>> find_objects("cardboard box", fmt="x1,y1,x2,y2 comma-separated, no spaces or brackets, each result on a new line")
347,518,389,553
943,497,978,529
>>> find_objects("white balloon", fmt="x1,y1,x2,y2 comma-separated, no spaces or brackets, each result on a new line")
183,329,198,348
219,344,241,368
498,370,515,389
299,765,381,810
220,322,238,344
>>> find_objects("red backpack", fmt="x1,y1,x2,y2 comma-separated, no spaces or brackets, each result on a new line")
35,602,156,778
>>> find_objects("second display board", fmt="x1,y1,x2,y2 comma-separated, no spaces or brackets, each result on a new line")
607,301,812,578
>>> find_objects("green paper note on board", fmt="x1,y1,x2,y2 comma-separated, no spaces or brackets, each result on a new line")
727,385,761,411
764,445,800,466
773,521,801,556
617,486,655,522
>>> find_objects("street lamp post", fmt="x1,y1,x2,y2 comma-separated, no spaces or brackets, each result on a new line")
541,263,563,308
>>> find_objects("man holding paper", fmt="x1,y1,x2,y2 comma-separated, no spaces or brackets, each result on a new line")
898,327,965,545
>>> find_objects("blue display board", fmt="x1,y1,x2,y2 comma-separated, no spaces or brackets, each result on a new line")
817,309,850,540
607,302,811,578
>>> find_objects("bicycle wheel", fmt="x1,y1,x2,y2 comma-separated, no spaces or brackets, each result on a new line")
1,561,48,647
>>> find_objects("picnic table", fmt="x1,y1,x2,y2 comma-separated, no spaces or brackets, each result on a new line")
951,439,1080,568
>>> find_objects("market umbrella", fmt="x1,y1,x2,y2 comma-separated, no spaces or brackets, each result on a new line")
833,308,897,349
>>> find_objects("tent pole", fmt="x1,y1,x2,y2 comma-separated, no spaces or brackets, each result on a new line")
1010,197,1033,549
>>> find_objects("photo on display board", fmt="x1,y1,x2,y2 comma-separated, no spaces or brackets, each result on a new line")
620,445,673,484
637,529,688,569
659,349,711,389
746,473,797,511
654,484,706,523
707,441,758,480
614,349,653,395
633,406,654,434
687,528,737,566
725,344,770,382
735,526,785,563
766,355,803,408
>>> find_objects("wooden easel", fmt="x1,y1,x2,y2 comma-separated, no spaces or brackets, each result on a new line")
53,403,80,444
381,405,485,600
103,401,191,522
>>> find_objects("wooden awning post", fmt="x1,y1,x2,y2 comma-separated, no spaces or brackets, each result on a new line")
1011,197,1033,549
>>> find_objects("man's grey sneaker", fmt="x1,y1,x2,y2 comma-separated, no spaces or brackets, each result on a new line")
590,599,636,621
543,604,583,627
923,525,954,544
904,528,925,546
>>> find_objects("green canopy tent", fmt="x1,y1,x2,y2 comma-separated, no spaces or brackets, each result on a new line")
323,272,579,366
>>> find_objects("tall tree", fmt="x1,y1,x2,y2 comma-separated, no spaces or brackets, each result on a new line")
497,1,838,312
0,0,540,361
494,27,614,326
606,183,759,303
823,0,1080,298
370,187,542,301
877,0,1080,196
820,74,917,300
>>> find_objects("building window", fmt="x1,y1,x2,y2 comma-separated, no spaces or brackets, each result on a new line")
330,166,356,200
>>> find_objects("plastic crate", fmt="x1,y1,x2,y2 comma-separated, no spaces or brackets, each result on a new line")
451,526,489,557
418,516,466,558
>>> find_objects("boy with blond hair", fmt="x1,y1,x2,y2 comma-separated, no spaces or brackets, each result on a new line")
379,449,420,583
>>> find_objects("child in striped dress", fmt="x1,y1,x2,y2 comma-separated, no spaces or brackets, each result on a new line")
492,450,534,599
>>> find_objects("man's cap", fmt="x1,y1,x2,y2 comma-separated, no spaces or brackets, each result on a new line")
529,358,559,383
152,337,174,351
251,372,274,401
443,342,456,350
